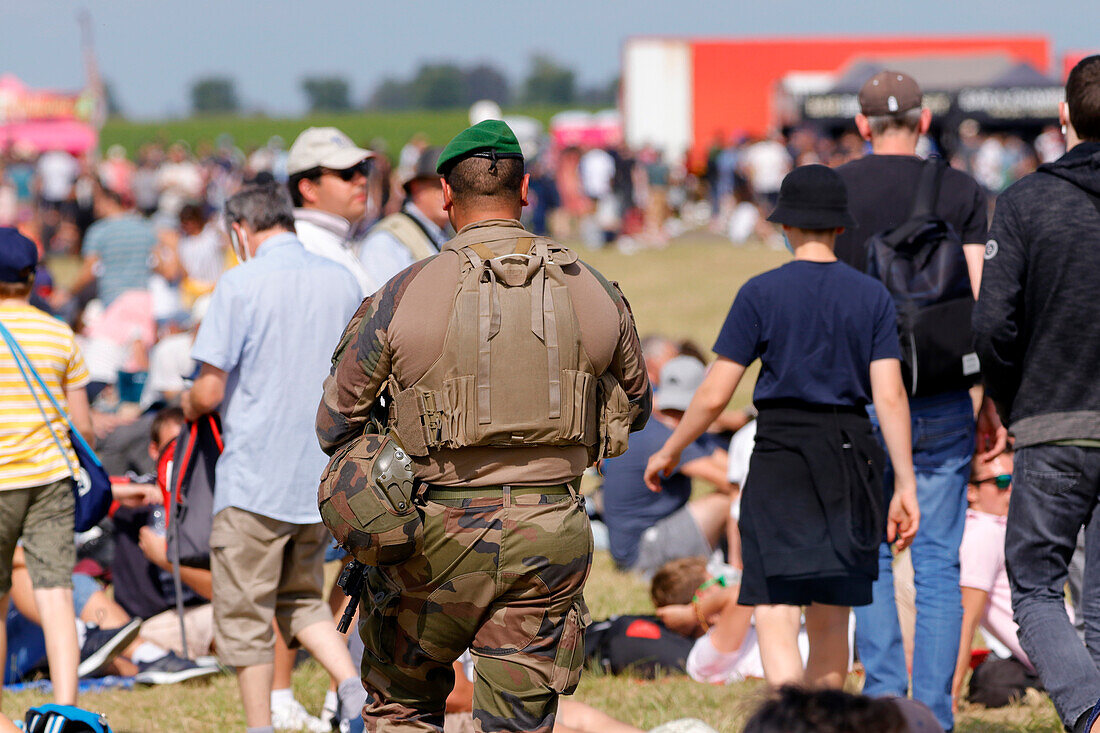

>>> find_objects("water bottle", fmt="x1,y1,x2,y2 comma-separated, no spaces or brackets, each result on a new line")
150,506,167,537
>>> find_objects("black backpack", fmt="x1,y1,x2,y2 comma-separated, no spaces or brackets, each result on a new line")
583,614,695,678
865,157,980,397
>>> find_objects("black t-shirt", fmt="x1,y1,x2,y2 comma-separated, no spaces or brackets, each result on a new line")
834,154,989,271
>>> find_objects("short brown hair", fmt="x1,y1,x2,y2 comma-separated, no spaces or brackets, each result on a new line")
443,156,524,208
865,107,923,137
0,277,34,299
650,556,708,608
1067,55,1100,142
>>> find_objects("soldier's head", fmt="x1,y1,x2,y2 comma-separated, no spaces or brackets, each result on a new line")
223,182,296,262
437,120,529,231
286,127,374,223
854,71,931,155
1063,55,1100,147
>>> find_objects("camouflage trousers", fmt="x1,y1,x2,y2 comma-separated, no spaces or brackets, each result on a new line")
358,484,593,733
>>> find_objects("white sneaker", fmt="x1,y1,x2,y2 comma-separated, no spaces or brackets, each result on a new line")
271,697,331,733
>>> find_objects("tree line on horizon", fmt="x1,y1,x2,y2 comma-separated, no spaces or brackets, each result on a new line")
143,55,617,118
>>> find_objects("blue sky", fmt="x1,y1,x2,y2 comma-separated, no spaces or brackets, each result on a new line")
2,0,1098,118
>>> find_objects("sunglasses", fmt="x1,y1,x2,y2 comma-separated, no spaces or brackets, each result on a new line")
976,473,1012,490
321,160,371,181
693,575,730,603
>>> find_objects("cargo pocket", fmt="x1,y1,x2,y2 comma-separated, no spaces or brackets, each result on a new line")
443,376,476,448
359,567,401,665
559,370,596,444
596,373,632,459
548,596,591,694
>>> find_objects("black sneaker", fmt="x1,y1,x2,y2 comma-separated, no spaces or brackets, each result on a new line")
78,618,143,678
133,650,220,685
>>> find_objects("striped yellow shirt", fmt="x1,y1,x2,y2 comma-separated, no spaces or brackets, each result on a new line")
0,302,90,491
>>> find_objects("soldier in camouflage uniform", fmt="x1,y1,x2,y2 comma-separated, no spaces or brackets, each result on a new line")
316,120,650,733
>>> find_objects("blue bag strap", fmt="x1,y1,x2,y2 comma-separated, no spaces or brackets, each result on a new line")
0,319,83,477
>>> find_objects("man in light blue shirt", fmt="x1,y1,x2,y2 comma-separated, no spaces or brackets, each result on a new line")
182,182,365,733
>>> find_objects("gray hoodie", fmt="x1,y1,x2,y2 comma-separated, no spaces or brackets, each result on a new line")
974,141,1100,446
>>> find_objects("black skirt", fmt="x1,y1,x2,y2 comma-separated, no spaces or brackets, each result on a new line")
737,402,885,607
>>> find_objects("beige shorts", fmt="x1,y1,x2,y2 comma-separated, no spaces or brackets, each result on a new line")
0,478,75,593
210,507,332,667
140,603,215,660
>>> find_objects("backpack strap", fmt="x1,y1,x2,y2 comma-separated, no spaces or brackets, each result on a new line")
910,156,946,219
534,238,562,419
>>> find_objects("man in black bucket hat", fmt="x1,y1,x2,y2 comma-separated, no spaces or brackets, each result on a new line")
645,163,919,692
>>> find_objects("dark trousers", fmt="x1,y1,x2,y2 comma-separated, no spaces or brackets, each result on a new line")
1006,444,1100,729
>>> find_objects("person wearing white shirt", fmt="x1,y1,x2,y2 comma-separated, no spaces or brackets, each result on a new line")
286,127,378,298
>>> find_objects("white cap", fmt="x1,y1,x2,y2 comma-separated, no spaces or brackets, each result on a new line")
286,127,374,176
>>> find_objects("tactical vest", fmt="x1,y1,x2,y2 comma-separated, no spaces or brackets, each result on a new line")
372,211,438,262
391,230,610,458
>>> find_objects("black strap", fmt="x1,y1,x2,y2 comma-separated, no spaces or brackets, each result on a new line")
881,157,947,249
400,208,440,247
1038,169,1100,218
910,156,946,219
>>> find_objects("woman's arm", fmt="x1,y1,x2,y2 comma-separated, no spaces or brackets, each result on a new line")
644,358,746,492
64,385,94,448
870,358,919,549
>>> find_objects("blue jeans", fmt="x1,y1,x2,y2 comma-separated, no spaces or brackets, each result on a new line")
1006,444,1100,729
856,391,973,731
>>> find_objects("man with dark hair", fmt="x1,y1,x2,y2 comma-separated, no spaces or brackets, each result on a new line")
974,54,1100,733
180,183,365,733
358,146,452,287
318,119,650,732
287,126,377,297
838,71,989,731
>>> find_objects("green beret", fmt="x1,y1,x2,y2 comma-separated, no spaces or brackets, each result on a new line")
436,119,524,174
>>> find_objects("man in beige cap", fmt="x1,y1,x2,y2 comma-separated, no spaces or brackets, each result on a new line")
838,71,988,732
287,126,378,297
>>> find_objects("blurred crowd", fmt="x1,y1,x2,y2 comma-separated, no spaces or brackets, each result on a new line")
0,119,1065,271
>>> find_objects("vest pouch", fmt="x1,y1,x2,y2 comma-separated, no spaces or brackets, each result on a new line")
559,369,598,446
442,376,476,448
596,372,632,459
392,386,433,456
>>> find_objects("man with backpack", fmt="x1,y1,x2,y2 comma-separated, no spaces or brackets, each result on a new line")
316,120,651,732
974,55,1100,733
834,71,989,730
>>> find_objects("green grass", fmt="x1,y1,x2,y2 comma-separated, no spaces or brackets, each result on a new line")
100,105,588,156
3,233,1063,731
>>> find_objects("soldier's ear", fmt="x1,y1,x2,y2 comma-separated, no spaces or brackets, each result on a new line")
441,177,454,211
520,173,530,208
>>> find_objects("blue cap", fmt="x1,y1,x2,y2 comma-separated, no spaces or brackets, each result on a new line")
0,228,38,283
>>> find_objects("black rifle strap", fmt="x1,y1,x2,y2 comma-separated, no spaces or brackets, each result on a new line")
910,156,946,219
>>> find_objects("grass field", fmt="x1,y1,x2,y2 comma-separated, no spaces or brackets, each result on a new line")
1,234,1062,731
100,105,585,157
